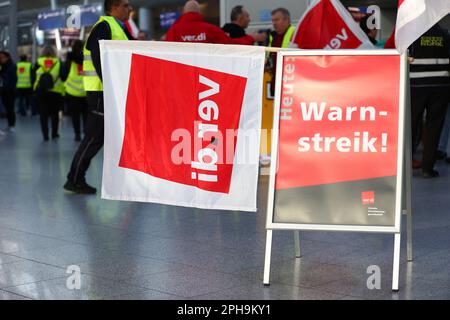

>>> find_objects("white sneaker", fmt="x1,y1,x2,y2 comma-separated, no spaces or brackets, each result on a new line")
8,127,15,133
0,130,5,136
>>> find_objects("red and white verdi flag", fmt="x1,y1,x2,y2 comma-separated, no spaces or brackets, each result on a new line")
100,41,266,211
396,0,450,53
290,0,374,49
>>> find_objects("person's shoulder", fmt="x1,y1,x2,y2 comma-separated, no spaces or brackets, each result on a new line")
90,21,110,36
204,21,222,31
222,23,234,30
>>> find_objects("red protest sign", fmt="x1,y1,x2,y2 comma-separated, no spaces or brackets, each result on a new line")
276,55,401,189
271,53,404,229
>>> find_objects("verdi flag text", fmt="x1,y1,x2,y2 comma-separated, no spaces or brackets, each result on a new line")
100,41,266,211
290,0,374,49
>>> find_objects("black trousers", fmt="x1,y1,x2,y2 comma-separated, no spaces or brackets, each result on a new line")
67,92,104,184
2,92,16,127
37,91,61,139
411,86,450,172
66,94,88,139
16,88,32,116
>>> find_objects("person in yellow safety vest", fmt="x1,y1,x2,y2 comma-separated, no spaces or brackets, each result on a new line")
62,40,87,142
16,55,33,116
64,0,134,195
267,7,296,97
34,46,64,141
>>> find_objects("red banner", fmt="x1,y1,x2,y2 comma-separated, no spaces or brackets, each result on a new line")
272,53,403,227
276,55,401,190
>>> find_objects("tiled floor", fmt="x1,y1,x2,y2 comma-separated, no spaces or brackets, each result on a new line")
0,117,449,300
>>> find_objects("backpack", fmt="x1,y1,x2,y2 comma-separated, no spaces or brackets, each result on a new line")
36,60,58,95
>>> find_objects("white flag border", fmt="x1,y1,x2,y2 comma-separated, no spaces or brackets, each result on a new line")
99,41,266,212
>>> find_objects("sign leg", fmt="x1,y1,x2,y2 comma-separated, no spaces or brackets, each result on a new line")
294,231,301,258
263,230,273,286
404,81,413,262
392,233,401,291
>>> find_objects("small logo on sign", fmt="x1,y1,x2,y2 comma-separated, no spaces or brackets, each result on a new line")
361,191,375,205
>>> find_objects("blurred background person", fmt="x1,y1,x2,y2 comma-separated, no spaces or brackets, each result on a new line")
34,46,63,141
267,8,296,97
409,23,450,178
137,30,148,40
16,55,33,117
0,51,18,134
222,5,250,38
61,40,88,142
166,0,265,45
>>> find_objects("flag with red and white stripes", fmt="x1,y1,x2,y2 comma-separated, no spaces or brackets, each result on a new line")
290,0,374,49
396,0,450,53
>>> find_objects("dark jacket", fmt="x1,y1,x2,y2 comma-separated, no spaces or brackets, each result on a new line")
0,59,18,94
222,23,246,38
85,20,134,81
409,24,450,87
61,51,84,82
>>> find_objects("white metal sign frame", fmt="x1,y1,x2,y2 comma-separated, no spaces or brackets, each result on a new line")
263,49,411,292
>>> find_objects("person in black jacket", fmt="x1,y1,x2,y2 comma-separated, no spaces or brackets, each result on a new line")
409,23,450,178
0,51,18,134
64,0,134,195
222,5,250,38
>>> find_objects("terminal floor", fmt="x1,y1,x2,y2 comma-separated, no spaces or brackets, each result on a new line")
0,117,449,300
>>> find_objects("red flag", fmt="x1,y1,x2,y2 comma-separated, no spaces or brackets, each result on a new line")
384,28,396,49
119,54,247,194
291,0,374,49
395,0,450,53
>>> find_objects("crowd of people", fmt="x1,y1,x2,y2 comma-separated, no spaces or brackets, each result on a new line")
0,0,449,195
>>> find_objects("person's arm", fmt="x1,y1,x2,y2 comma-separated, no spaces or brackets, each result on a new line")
210,24,266,45
60,55,71,82
86,21,111,81
209,24,255,45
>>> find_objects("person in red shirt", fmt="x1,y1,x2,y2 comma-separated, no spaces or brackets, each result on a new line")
165,0,266,45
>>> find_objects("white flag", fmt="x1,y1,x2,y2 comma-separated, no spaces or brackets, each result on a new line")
396,0,450,53
100,41,266,212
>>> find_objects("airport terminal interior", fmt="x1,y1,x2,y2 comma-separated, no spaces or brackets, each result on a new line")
1,119,450,300
0,0,450,300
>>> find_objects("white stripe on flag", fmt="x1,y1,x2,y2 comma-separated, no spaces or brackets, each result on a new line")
395,0,450,53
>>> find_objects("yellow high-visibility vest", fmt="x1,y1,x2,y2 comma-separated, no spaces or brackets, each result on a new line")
65,62,86,98
83,16,129,92
268,25,296,48
16,62,32,89
34,56,64,95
